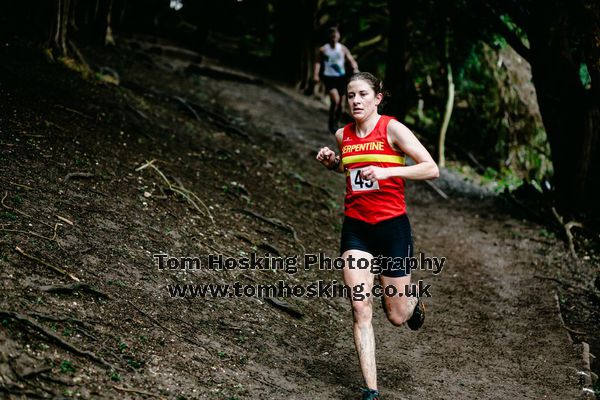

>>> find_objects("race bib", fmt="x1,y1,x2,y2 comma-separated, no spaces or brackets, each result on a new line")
349,169,380,192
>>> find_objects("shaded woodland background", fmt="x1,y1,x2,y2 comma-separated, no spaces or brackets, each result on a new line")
1,1,599,398
1,0,598,221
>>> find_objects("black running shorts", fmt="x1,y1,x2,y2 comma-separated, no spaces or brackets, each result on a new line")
322,75,347,96
340,213,413,277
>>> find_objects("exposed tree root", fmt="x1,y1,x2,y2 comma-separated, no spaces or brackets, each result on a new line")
264,298,303,319
581,342,597,399
1,192,53,229
423,179,449,200
0,385,50,399
233,208,305,253
28,312,99,341
0,311,118,371
135,159,214,224
551,207,584,259
535,275,600,303
14,246,79,281
185,63,263,85
0,177,33,190
64,172,94,182
173,95,250,140
125,300,208,353
1,229,56,244
18,366,53,379
113,385,159,397
120,80,251,140
39,283,110,299
287,171,333,197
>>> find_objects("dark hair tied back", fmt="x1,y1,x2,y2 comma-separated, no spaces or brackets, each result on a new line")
348,72,384,95
347,72,390,111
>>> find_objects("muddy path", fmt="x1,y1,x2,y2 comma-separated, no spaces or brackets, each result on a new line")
0,40,585,399
178,48,584,399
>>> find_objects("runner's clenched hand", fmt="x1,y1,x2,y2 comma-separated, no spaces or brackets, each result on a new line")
360,165,387,182
316,147,337,169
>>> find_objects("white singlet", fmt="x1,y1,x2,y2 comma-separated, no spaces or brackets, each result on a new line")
323,43,345,77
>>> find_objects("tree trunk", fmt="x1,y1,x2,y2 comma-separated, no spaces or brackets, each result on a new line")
438,61,454,168
385,0,411,119
581,0,600,218
272,0,317,84
91,0,114,45
48,0,72,57
528,0,600,217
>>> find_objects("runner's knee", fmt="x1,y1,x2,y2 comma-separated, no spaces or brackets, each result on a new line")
386,309,408,327
351,300,372,325
384,302,410,326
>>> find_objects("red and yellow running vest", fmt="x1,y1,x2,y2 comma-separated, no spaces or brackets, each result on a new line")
341,115,406,224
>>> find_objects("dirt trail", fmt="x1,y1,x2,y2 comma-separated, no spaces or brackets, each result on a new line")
0,41,584,400
194,58,582,399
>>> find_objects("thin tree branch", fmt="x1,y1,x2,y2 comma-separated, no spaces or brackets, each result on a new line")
480,1,531,60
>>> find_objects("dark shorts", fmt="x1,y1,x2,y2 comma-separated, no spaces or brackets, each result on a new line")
340,214,414,277
322,75,347,96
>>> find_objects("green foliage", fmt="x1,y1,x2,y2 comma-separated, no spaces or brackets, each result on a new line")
235,334,246,343
56,56,92,79
452,42,504,164
499,14,529,46
63,389,80,397
491,34,507,49
481,166,523,193
579,63,592,89
1,211,17,221
449,41,553,188
127,358,143,369
315,0,389,72
59,360,75,374
107,279,127,287
538,228,555,239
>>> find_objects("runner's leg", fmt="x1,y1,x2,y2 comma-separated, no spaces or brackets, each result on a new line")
342,249,377,391
334,93,343,126
371,214,418,326
380,275,417,326
328,88,340,133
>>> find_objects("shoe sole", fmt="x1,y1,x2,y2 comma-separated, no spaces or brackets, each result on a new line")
406,297,425,330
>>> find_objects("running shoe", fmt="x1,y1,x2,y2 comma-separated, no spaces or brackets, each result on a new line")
360,387,380,400
406,296,425,330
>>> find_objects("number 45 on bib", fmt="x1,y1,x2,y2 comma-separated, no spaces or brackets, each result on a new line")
349,168,380,192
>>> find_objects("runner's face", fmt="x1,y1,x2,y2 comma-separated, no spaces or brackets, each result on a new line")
347,80,382,121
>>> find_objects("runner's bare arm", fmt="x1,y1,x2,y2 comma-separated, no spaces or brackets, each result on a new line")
333,128,344,172
342,45,359,73
316,128,344,173
313,47,324,82
360,120,438,182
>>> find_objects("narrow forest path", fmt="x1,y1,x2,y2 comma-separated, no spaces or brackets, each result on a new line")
193,55,582,399
0,41,584,400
